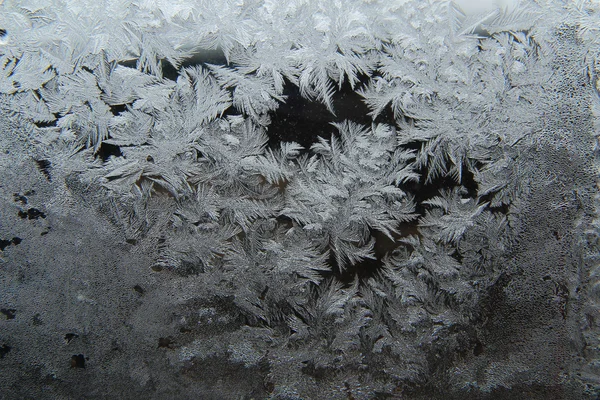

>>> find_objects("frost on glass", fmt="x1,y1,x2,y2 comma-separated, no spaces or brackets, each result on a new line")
0,0,599,398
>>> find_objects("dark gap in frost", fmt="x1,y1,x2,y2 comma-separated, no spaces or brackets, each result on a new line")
64,333,78,344
487,202,510,214
0,239,12,251
0,238,22,255
13,193,28,204
451,250,464,264
117,59,137,70
480,189,511,214
161,61,180,81
34,159,52,181
331,75,374,126
33,119,57,128
1,308,16,319
133,285,145,295
473,340,484,356
31,108,58,128
70,354,86,368
267,78,336,150
162,49,228,81
161,61,181,81
221,102,241,119
97,142,122,161
321,222,423,285
157,337,174,349
267,74,396,151
400,175,448,215
18,208,46,220
462,165,478,197
0,29,6,38
193,48,229,65
109,104,128,115
400,161,479,215
322,246,382,286
374,103,397,126
0,344,11,358
371,226,421,259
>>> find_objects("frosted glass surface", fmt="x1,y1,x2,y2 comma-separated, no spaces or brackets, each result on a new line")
0,1,599,398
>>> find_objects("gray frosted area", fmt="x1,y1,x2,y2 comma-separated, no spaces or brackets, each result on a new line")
0,1,599,399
